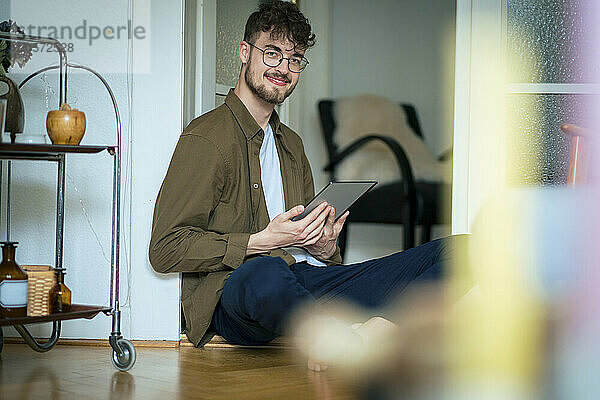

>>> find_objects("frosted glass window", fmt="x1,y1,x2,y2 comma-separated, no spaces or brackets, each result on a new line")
507,94,596,185
216,0,261,88
507,0,598,83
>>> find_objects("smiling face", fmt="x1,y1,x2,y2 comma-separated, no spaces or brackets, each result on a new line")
242,30,303,105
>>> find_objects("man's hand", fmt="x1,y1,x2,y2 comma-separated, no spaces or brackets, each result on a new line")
247,202,331,255
304,207,349,260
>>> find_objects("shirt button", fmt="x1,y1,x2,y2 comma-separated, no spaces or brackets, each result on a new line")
253,150,259,155
282,251,288,255
253,183,259,189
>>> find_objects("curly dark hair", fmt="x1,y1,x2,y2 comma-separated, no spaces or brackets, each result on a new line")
243,0,316,51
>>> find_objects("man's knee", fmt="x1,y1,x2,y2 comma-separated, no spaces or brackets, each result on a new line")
226,256,288,287
221,257,293,310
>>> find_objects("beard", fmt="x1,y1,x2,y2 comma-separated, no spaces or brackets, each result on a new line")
244,56,298,105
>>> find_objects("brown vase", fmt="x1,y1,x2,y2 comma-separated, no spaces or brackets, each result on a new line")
0,76,25,142
46,103,86,145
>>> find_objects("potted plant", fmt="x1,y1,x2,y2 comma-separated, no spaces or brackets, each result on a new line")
0,20,37,140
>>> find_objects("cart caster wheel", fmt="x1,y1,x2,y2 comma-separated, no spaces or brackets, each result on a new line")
111,339,136,371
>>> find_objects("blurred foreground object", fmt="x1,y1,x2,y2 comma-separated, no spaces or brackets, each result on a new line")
451,188,599,400
292,188,599,400
291,286,451,396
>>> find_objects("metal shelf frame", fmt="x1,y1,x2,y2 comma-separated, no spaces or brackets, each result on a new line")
0,32,134,370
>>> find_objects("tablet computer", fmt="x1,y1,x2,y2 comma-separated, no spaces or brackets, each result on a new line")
292,181,378,221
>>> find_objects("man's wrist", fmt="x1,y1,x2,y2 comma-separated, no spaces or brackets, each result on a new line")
323,242,338,259
321,247,336,260
305,244,335,260
247,231,271,255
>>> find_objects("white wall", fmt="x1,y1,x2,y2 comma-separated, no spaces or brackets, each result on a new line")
3,0,182,341
128,0,182,341
291,0,333,191
331,0,456,157
297,0,456,189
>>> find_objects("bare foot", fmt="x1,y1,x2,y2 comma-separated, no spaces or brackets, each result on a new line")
305,316,400,372
355,316,399,343
307,358,328,372
305,317,363,371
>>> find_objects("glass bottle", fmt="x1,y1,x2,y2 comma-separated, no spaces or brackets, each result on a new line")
51,269,71,313
0,241,28,318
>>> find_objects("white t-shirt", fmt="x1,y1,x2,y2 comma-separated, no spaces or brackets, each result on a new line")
260,123,326,266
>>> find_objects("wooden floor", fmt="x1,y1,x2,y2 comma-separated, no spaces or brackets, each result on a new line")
0,343,362,400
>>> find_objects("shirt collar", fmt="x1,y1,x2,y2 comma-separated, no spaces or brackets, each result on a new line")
225,89,282,140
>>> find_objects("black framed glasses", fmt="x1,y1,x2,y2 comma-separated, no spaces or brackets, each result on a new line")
246,42,309,73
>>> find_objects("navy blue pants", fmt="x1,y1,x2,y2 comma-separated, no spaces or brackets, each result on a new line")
211,235,467,345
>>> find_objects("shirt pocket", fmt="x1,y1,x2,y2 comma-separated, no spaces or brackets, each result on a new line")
286,160,305,209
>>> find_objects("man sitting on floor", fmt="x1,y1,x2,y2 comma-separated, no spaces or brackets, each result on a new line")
149,0,467,370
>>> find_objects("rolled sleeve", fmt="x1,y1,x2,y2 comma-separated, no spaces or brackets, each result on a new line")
222,232,251,268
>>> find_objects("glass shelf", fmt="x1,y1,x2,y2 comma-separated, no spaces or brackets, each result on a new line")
0,143,116,158
0,304,112,327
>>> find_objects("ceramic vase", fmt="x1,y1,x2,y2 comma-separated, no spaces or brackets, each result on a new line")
46,103,86,145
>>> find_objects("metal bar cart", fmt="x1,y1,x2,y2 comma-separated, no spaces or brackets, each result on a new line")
0,32,135,371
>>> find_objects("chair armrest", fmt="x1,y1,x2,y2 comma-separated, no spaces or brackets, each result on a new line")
323,134,416,198
561,124,592,137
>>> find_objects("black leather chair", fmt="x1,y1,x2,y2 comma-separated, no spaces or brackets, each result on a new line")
318,99,451,259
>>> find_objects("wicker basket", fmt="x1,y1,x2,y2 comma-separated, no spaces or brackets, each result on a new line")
23,265,56,316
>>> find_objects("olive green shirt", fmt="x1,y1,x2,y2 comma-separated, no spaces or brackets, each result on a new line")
149,90,342,346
